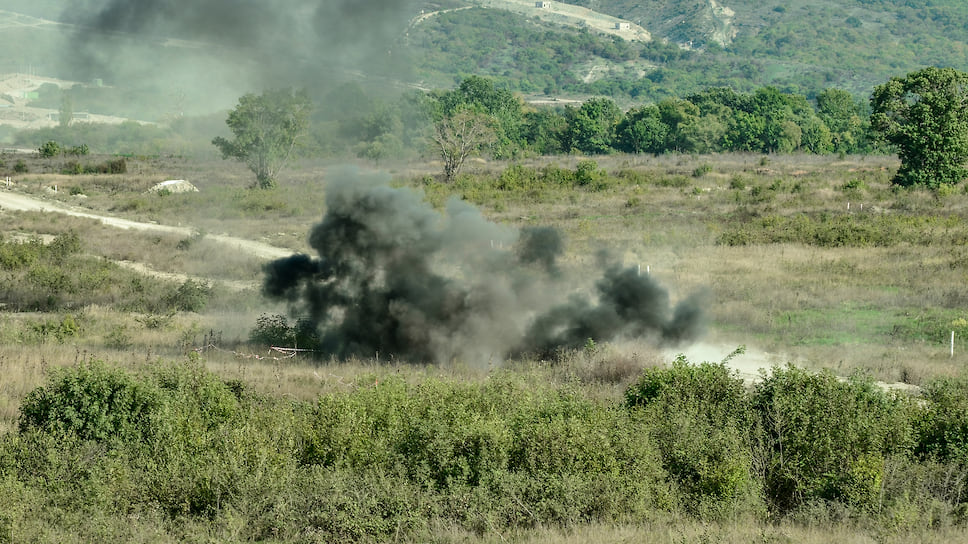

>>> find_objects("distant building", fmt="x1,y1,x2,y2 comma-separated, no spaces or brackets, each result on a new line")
535,1,550,7
615,22,631,30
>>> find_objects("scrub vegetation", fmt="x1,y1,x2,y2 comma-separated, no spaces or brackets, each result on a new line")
0,149,967,542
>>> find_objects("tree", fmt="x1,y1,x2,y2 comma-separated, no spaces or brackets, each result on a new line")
432,107,497,182
522,108,568,155
212,88,312,189
433,76,525,159
870,67,968,188
566,97,621,154
616,105,668,154
817,88,865,153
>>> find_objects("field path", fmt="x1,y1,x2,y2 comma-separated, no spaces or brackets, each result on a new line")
0,189,294,261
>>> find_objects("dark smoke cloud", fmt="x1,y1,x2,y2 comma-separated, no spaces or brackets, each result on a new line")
263,167,705,364
60,0,415,107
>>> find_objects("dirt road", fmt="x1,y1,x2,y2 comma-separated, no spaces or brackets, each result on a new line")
475,0,651,42
409,1,650,42
0,189,294,261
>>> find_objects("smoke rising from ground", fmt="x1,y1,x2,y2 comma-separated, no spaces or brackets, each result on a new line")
263,167,705,363
59,0,415,112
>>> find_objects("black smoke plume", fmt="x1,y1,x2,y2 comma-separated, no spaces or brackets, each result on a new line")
263,167,705,363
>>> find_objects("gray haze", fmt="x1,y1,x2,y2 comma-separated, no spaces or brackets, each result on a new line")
263,167,705,364
58,0,416,112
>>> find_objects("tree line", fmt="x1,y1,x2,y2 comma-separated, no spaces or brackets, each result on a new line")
14,68,968,190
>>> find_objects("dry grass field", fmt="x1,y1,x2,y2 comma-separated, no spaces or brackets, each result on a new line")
1,150,963,403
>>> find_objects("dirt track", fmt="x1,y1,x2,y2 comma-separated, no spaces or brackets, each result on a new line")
0,189,293,261
411,0,650,42
477,0,651,42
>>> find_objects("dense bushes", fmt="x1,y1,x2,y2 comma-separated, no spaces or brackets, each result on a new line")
5,358,968,541
18,360,159,442
754,366,915,513
625,356,759,517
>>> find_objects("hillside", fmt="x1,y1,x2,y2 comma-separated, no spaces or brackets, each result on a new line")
406,0,968,101
552,0,968,95
1,0,968,123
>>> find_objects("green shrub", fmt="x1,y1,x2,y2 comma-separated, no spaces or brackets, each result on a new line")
625,356,758,517
144,361,262,518
285,467,432,541
692,163,712,177
61,161,84,175
49,231,81,259
574,159,602,187
915,375,968,464
300,376,410,470
718,213,960,248
38,140,60,158
299,375,670,527
165,279,211,312
12,160,27,173
496,163,539,191
104,324,132,350
0,238,41,269
67,144,89,156
105,157,127,174
26,314,80,343
655,174,690,188
400,391,510,490
753,365,915,513
250,313,320,349
18,360,159,443
250,313,294,346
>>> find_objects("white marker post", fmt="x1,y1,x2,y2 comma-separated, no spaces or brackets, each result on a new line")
952,331,955,358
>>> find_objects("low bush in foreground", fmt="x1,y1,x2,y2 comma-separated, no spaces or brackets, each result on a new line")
2,357,968,542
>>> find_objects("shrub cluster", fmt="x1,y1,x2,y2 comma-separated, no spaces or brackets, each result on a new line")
4,358,968,541
61,157,127,175
718,213,966,248
0,232,207,314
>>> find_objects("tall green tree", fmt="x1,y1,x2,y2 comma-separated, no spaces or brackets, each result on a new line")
817,88,865,153
566,97,621,154
870,67,968,188
212,88,312,189
616,105,668,154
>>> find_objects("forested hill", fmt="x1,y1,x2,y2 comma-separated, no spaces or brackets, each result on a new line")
3,0,968,112
409,0,968,102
